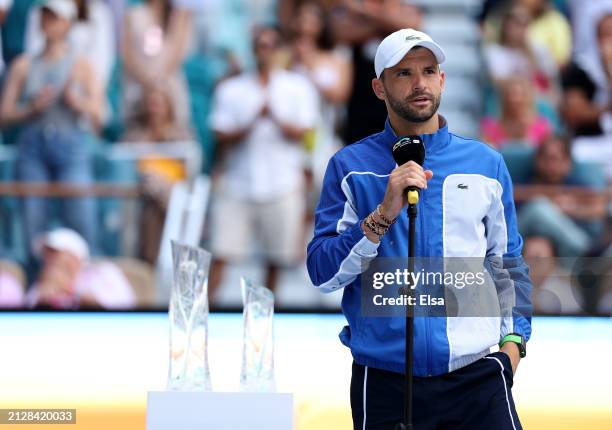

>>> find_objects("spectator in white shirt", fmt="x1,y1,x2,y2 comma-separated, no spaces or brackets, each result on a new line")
207,26,319,300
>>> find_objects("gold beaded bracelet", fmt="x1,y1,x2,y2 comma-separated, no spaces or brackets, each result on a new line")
376,204,396,226
370,211,390,229
365,216,384,235
363,212,390,239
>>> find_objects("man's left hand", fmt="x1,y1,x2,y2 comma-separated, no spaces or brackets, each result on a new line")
500,342,521,375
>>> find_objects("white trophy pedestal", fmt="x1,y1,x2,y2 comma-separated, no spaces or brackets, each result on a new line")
146,391,294,430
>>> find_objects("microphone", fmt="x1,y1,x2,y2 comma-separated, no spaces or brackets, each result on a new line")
391,137,424,430
392,136,425,205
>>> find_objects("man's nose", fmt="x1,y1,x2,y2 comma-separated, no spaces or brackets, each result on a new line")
412,74,426,92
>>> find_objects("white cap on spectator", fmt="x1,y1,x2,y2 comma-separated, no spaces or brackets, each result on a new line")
33,228,90,261
374,28,446,78
42,0,77,21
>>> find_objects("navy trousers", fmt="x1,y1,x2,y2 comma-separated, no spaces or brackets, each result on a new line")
350,351,522,430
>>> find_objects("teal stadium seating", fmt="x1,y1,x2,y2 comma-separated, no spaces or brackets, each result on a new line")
500,144,606,189
0,139,139,262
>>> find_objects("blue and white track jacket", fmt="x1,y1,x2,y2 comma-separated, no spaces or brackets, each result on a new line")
307,119,532,377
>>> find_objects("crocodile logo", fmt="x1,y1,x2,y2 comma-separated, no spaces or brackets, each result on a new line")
457,184,468,190
405,35,422,41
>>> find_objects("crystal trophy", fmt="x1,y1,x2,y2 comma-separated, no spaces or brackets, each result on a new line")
167,241,212,391
240,277,276,392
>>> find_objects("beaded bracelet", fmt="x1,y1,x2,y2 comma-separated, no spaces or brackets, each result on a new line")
370,211,390,229
376,204,396,226
363,212,390,239
364,216,384,236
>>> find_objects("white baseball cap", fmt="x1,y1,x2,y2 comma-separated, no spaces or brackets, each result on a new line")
33,228,90,261
374,28,446,78
41,0,77,21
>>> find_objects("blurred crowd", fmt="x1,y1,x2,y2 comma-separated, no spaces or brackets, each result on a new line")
0,0,610,315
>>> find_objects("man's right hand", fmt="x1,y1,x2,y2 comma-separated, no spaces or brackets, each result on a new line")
380,161,433,220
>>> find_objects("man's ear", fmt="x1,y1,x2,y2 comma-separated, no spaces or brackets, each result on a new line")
439,69,445,91
372,78,386,101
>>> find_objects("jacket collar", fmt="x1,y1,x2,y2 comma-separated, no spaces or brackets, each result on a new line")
380,115,451,156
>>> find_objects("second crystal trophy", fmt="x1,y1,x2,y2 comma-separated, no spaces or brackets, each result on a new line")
240,277,276,392
167,241,212,391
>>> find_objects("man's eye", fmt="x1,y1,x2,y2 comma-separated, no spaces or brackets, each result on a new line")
425,69,435,74
397,70,409,77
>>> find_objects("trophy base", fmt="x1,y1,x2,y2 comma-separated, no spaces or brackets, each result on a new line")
146,391,293,430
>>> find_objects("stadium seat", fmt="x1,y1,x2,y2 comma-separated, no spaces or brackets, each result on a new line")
500,144,607,188
411,0,482,13
0,141,139,261
440,110,480,139
183,55,214,172
102,59,126,144
420,0,485,139
0,145,26,264
91,140,139,257
500,145,535,183
441,76,483,113
423,14,481,45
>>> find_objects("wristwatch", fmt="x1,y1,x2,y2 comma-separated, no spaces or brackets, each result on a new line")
499,333,526,358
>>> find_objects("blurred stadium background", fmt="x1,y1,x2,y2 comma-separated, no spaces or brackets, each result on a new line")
0,0,611,429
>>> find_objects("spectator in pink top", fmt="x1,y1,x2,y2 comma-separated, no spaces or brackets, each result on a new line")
27,228,136,309
481,76,552,148
0,269,24,308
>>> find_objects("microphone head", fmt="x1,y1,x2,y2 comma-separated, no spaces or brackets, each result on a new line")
392,136,425,166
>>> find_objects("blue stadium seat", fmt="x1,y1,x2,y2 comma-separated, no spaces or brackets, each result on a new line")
0,140,139,261
91,140,138,256
500,144,606,188
183,55,213,172
102,59,125,143
0,145,26,263
500,145,535,183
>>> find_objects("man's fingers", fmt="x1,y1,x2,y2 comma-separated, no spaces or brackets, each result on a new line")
388,166,433,196
394,164,433,180
393,171,427,185
401,160,421,168
393,167,427,178
394,177,427,190
395,160,422,172
393,171,426,182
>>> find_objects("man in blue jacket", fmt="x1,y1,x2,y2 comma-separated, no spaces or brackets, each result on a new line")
307,29,532,429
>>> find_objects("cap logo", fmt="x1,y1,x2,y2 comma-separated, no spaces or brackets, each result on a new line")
405,35,422,41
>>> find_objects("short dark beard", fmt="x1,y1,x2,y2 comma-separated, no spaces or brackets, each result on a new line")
385,86,441,124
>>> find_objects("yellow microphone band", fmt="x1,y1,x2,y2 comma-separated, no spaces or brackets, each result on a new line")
407,190,419,205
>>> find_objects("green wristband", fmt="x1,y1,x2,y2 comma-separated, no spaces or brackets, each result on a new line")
500,334,522,346
500,334,526,358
